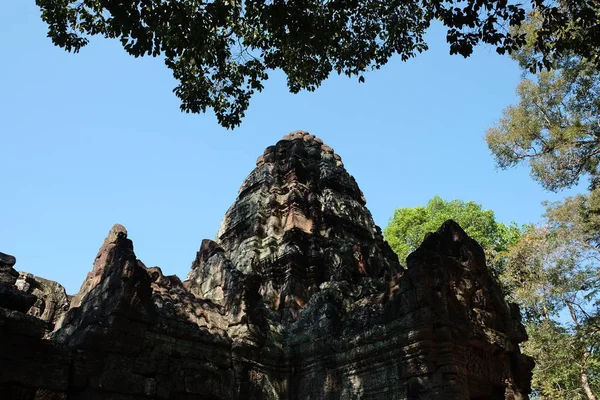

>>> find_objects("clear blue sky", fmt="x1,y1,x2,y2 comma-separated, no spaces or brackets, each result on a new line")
1,2,582,294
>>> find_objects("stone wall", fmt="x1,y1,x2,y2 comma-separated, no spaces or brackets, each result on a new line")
0,131,533,399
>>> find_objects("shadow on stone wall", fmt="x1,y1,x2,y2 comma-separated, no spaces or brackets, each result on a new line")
0,131,534,399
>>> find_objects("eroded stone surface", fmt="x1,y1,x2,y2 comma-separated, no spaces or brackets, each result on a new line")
0,131,533,399
217,130,399,325
0,252,37,314
15,272,70,328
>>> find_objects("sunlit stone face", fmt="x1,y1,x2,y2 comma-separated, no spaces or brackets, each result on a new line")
216,131,400,323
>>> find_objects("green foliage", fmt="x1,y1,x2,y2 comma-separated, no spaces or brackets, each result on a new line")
383,196,520,273
37,0,600,129
35,0,531,128
385,195,600,398
501,194,600,399
34,0,600,128
486,13,600,192
487,13,600,391
524,321,600,399
523,3,600,72
545,188,600,250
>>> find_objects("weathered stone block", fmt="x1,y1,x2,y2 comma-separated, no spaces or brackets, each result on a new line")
0,132,533,399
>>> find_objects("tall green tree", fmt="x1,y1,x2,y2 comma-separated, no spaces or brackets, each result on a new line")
486,13,600,397
486,13,600,192
383,196,520,273
35,0,600,128
524,321,599,400
501,200,600,400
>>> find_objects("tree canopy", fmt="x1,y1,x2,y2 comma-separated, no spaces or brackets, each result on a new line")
486,14,600,393
383,195,520,272
501,196,600,399
384,195,600,398
36,0,599,128
523,1,600,71
486,13,600,192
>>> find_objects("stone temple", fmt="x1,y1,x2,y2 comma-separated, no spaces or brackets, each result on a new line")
0,131,533,399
